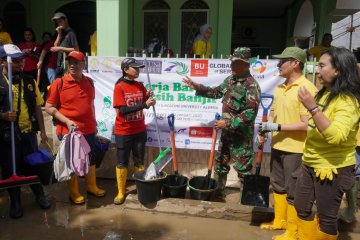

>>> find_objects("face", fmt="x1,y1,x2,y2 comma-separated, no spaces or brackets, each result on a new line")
277,58,298,78
24,30,33,42
67,58,84,75
124,66,140,80
6,58,25,74
204,28,212,41
323,35,333,46
55,18,67,28
231,60,249,76
42,34,51,42
316,53,338,89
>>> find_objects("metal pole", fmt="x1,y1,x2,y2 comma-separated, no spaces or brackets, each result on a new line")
349,14,354,50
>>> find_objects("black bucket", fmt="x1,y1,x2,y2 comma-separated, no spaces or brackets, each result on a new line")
162,174,188,198
188,176,218,201
133,170,167,205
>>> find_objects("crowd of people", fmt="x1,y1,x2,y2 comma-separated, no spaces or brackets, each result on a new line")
0,12,360,240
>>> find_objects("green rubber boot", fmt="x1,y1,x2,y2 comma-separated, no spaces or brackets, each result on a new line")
214,173,227,201
339,178,359,223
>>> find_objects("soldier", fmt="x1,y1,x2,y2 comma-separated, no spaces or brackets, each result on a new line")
183,47,261,201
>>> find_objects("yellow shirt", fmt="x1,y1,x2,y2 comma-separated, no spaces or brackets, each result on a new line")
0,31,13,45
357,126,360,146
90,31,97,56
307,45,333,61
11,79,43,132
303,92,360,168
271,75,318,153
193,39,212,58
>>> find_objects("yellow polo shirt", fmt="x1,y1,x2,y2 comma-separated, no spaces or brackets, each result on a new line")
0,32,13,45
11,79,43,133
193,39,212,58
271,75,318,153
303,92,360,168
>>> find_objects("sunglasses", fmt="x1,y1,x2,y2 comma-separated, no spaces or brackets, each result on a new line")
278,58,296,65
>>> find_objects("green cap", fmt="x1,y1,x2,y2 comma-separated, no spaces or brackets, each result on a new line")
273,47,306,63
228,47,252,63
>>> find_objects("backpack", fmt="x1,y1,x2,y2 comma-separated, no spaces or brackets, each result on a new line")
69,130,91,176
53,133,73,182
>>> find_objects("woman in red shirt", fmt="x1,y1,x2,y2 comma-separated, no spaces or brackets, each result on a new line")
18,28,41,80
113,58,156,205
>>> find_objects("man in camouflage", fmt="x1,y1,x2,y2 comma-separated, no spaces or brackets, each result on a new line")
183,47,261,201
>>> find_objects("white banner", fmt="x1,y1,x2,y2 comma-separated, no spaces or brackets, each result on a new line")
87,57,285,151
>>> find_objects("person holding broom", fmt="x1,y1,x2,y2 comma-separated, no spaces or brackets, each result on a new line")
258,47,318,240
0,44,50,218
183,47,261,202
112,57,156,205
295,47,360,239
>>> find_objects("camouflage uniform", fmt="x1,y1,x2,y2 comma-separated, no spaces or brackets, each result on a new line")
196,72,261,177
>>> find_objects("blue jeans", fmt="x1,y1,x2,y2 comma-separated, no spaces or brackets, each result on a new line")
47,67,56,84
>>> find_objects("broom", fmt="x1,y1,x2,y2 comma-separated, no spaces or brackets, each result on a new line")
0,57,40,189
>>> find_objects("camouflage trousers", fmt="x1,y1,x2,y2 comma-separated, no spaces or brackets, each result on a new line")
214,132,253,177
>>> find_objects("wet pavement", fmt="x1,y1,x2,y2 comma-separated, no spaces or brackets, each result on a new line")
1,178,360,240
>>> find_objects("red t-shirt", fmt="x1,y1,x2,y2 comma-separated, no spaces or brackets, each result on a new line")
18,42,41,72
46,73,97,135
113,79,147,135
43,39,57,69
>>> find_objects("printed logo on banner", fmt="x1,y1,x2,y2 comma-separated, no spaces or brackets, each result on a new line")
114,58,123,73
89,58,100,72
251,60,268,80
209,62,232,74
139,60,162,74
100,58,113,72
185,139,191,145
189,127,213,138
163,61,189,76
190,60,208,77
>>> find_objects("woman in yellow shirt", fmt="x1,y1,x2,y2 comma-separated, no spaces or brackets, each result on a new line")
0,18,13,45
192,24,212,58
296,47,360,239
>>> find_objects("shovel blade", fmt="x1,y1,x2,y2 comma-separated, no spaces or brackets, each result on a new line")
144,163,157,180
241,174,270,208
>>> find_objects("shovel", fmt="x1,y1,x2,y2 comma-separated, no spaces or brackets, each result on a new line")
202,112,221,189
241,93,274,208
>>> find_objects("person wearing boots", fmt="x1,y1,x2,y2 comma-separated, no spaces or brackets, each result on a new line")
45,51,105,204
112,58,156,205
0,44,51,219
296,47,360,239
258,47,318,239
183,47,261,202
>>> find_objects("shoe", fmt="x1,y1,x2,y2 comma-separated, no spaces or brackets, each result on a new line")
85,165,106,197
297,216,318,240
114,167,127,205
35,195,51,209
339,178,358,223
272,204,297,240
67,176,85,204
260,193,288,230
8,187,23,219
213,173,227,201
315,230,338,240
30,184,51,209
134,165,144,173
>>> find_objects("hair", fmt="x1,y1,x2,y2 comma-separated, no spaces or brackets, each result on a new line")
23,27,36,42
42,31,52,40
315,47,360,110
323,33,332,38
353,47,360,63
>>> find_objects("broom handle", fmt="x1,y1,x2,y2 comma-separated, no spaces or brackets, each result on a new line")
168,114,178,173
7,57,17,175
144,55,162,151
208,113,221,171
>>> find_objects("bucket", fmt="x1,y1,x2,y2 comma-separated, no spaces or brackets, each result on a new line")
162,174,188,198
188,176,218,201
133,170,167,204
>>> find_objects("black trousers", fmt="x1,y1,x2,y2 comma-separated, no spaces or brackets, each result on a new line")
115,131,147,168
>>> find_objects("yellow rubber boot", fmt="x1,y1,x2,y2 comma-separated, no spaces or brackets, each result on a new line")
260,193,288,230
297,216,318,240
85,165,106,197
315,230,338,240
67,176,85,204
134,165,145,173
114,167,127,205
272,204,298,240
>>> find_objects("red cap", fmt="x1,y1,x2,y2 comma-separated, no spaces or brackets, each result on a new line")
66,51,85,61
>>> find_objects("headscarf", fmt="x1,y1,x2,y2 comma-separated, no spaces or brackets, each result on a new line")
194,24,211,42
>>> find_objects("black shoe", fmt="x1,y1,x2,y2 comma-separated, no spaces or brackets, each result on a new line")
9,200,23,219
35,195,51,209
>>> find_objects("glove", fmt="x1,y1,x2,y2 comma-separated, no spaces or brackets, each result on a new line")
259,122,280,133
255,134,268,148
314,168,338,181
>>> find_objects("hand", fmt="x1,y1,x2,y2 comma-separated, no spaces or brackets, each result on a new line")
314,168,338,181
40,131,48,144
298,86,317,110
182,76,199,90
255,133,268,148
2,111,17,122
65,120,77,131
146,97,156,107
259,122,279,133
37,61,42,69
214,119,226,129
146,90,154,98
56,26,63,34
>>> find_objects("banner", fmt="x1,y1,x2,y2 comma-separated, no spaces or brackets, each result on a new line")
87,57,284,151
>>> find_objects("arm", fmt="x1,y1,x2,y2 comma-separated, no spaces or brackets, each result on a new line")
279,114,309,131
45,102,76,130
117,97,156,115
37,49,48,69
35,105,47,143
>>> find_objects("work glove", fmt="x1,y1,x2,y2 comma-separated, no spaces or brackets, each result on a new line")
255,134,268,148
314,168,338,181
259,122,280,133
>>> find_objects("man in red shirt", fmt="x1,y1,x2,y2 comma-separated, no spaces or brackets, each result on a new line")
45,51,105,204
113,58,156,204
